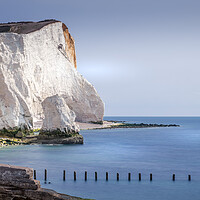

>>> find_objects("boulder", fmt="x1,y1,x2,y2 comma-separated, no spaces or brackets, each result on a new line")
0,164,40,190
42,95,80,133
15,132,24,138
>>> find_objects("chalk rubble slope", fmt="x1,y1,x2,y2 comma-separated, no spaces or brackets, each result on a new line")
0,20,104,132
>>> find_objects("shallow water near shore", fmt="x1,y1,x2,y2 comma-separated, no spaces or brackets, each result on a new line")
0,117,200,200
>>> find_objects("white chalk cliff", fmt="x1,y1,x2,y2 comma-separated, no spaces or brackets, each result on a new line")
0,20,104,132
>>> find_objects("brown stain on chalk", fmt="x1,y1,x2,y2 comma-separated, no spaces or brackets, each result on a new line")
62,23,77,69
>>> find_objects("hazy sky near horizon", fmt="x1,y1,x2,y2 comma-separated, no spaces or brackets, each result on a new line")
1,0,200,116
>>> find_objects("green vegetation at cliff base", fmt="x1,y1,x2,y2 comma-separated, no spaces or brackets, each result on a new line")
0,127,81,147
38,129,79,139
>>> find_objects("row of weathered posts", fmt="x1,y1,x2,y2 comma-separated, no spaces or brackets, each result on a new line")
33,170,192,181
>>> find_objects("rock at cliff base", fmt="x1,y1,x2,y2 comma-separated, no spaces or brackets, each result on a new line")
42,95,79,133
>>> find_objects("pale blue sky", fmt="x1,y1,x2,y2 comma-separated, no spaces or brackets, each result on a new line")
1,0,200,116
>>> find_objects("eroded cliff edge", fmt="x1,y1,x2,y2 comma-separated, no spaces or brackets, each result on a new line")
0,20,104,134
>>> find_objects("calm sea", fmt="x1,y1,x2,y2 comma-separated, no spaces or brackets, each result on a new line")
0,117,200,200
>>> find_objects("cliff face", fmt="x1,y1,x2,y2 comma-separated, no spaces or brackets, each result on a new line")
0,20,104,131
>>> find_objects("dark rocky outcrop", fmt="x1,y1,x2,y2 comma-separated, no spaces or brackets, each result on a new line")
0,164,85,200
27,134,84,145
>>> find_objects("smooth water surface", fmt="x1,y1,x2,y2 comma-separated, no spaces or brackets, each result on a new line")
0,117,200,200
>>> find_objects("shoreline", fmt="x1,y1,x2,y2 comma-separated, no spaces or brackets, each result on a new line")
77,120,180,130
77,121,122,130
0,134,83,147
0,121,179,147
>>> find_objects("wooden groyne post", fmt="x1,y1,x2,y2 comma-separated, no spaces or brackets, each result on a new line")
106,172,108,181
95,172,97,181
117,173,119,181
128,173,131,181
172,174,175,181
139,173,141,181
34,170,36,180
85,171,87,181
44,169,47,181
74,171,76,181
63,170,66,181
150,173,152,181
